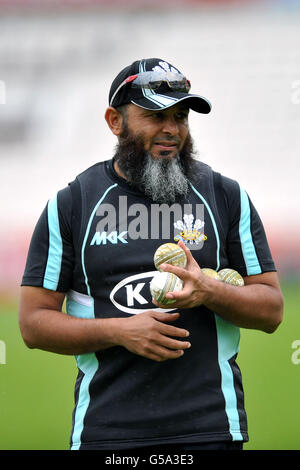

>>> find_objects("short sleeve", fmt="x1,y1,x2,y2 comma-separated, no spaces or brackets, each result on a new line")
21,186,74,293
220,176,276,277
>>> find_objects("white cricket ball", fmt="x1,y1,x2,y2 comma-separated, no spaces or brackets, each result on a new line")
150,271,183,305
201,268,222,281
154,242,187,272
218,268,244,286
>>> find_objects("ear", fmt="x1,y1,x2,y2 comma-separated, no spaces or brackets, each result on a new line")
105,107,123,136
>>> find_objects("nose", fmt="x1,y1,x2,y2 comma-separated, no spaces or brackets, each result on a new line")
161,116,179,136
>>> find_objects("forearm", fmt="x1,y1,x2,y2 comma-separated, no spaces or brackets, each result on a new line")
20,308,122,355
202,278,283,333
19,303,191,362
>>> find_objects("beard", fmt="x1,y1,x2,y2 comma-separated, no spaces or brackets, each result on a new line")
113,124,197,204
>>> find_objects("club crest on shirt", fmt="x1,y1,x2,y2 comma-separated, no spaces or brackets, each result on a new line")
174,213,207,246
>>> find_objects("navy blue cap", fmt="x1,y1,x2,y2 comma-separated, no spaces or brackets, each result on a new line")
109,58,211,114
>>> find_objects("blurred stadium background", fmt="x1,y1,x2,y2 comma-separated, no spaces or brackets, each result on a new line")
0,0,299,450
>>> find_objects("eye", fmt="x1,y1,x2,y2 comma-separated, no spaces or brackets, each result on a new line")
150,112,164,120
176,111,189,121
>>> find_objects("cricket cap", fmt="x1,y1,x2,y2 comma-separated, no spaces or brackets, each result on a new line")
109,58,211,114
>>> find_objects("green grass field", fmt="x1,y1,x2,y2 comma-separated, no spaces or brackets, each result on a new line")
0,282,299,450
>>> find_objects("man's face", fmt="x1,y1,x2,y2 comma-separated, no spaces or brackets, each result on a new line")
122,103,190,160
113,103,197,204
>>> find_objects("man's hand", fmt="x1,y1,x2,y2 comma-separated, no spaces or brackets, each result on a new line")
152,240,209,309
19,287,191,359
152,241,283,334
117,310,191,362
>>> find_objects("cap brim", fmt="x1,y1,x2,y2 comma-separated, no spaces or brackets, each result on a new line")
131,90,211,114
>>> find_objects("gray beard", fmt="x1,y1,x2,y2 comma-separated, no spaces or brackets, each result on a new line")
139,154,189,204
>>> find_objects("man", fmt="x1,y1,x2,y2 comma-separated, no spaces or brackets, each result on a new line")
19,58,283,451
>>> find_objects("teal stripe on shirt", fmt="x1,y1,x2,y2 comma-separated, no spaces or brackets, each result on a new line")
190,182,243,440
66,294,98,450
43,194,63,290
81,183,118,296
189,183,220,271
214,315,244,441
239,187,262,275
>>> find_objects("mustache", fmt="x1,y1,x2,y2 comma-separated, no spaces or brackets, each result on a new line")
152,136,181,145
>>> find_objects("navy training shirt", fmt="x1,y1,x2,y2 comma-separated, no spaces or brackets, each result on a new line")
22,158,276,449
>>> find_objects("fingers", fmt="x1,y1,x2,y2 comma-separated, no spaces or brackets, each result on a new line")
159,263,191,282
158,320,190,339
152,288,198,309
150,348,189,362
151,311,181,322
146,348,185,362
144,336,191,362
177,240,193,264
125,311,191,362
152,294,185,308
157,334,191,351
158,250,199,281
151,311,190,337
165,289,189,301
152,242,203,309
155,293,196,309
151,314,191,361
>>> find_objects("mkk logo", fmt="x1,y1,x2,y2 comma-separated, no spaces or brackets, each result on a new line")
90,231,128,245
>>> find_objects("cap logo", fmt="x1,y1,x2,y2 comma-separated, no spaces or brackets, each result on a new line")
139,60,179,109
152,61,180,75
